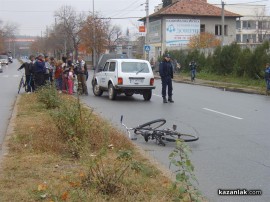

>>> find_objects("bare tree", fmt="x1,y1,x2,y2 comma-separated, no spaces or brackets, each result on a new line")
106,25,122,52
54,5,86,59
0,21,18,53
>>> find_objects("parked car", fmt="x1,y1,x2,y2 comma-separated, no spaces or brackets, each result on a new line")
92,59,155,101
0,55,9,65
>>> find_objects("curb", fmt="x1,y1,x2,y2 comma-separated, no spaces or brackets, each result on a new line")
0,95,20,170
154,75,265,95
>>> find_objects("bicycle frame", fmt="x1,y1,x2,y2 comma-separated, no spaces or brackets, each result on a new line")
120,115,137,140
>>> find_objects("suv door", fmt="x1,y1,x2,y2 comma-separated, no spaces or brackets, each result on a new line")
99,62,110,88
105,61,117,86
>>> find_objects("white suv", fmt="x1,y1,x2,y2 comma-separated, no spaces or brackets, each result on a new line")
92,59,155,100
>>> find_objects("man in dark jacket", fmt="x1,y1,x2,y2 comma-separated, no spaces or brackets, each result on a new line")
33,54,46,88
159,54,174,103
18,55,35,92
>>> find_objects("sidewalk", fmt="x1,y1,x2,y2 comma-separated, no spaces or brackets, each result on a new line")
155,74,267,95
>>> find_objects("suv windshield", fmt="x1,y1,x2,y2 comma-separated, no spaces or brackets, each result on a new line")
121,62,149,73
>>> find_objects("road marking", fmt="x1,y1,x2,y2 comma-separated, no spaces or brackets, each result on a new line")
153,93,162,98
203,108,243,120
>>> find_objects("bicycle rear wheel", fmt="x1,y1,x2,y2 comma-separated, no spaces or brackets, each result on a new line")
18,77,24,94
134,119,166,135
163,131,199,142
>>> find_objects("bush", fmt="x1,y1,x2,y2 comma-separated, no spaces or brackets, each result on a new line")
36,84,61,109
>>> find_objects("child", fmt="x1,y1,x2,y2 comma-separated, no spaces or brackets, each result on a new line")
68,66,74,95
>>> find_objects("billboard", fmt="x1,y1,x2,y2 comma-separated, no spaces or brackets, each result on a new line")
166,19,200,47
149,20,161,43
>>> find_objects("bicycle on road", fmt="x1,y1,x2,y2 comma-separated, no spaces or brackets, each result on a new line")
120,116,199,146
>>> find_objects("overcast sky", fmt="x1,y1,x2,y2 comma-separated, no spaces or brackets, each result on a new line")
0,0,269,37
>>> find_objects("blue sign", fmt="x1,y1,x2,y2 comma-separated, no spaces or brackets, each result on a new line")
144,45,150,52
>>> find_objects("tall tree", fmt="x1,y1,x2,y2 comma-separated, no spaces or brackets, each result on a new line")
54,5,86,59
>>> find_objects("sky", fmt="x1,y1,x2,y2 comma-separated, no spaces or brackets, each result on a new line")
0,0,269,37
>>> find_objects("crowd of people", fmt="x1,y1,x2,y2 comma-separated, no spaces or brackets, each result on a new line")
18,54,88,95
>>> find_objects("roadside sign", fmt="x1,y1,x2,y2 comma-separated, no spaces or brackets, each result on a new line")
139,26,145,32
144,45,150,52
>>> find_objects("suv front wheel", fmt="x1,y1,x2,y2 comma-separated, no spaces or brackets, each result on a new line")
93,81,103,96
143,90,152,101
108,84,117,100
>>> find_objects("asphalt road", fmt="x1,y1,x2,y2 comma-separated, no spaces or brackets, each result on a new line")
81,74,270,202
0,60,21,150
0,65,269,202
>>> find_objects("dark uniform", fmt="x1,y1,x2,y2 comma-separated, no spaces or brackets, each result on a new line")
159,54,174,103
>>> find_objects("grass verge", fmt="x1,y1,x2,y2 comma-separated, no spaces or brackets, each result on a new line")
0,92,184,202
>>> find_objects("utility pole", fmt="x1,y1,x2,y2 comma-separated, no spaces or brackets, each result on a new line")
221,0,225,46
93,0,96,68
145,0,149,60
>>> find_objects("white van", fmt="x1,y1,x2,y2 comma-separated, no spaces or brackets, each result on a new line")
92,59,155,100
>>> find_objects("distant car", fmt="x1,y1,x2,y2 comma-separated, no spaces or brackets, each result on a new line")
8,56,13,63
0,55,9,65
92,59,155,101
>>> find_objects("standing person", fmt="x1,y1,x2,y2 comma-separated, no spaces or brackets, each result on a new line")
44,55,51,83
49,57,56,82
33,54,46,88
54,61,63,91
159,54,174,103
17,55,35,92
189,59,197,82
61,56,69,93
75,56,88,95
264,63,270,92
68,66,74,95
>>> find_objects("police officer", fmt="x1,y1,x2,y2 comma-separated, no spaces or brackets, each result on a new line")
159,54,174,103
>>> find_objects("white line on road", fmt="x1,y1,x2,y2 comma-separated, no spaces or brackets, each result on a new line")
203,108,243,120
153,93,162,98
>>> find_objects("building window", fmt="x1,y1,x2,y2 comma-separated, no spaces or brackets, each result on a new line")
215,25,221,35
236,34,241,42
242,20,256,29
200,24,205,33
243,34,256,43
236,20,241,29
258,21,270,29
215,25,228,36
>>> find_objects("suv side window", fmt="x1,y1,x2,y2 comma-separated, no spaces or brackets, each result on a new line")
109,62,116,72
103,62,110,71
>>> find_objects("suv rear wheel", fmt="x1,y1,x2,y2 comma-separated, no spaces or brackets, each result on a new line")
108,84,117,100
143,90,152,101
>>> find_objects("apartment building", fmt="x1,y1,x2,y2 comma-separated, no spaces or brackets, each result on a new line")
224,4,270,43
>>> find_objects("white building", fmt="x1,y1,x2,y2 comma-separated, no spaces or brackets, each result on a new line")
223,4,270,43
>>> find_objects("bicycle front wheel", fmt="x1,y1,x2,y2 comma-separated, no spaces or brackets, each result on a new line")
134,119,166,135
163,131,199,142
